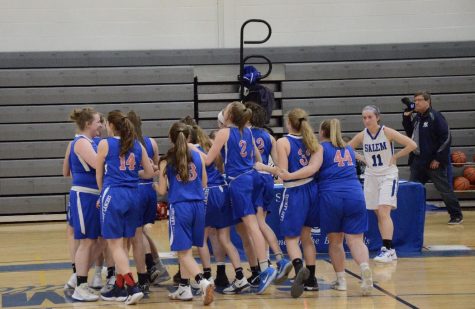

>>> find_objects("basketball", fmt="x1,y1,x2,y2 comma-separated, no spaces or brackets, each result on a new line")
451,151,467,165
453,176,470,190
463,167,475,184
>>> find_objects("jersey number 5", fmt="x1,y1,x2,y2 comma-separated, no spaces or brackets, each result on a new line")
334,149,353,167
119,153,136,171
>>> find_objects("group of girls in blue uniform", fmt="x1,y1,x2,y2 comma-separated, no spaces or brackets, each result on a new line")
64,100,385,306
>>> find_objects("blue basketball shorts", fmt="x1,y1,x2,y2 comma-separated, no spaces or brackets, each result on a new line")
253,172,275,212
69,188,101,240
100,186,141,239
138,183,158,226
204,185,237,229
279,181,319,237
168,201,205,251
228,172,256,220
319,192,368,235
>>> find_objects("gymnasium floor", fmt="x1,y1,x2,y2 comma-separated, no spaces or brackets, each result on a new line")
0,211,474,309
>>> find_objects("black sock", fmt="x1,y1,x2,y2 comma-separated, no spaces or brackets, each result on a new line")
250,265,260,277
235,267,244,280
217,264,226,276
195,273,204,284
203,268,212,280
179,278,190,286
72,263,76,274
107,266,115,279
306,265,315,279
137,272,150,285
292,258,303,274
77,275,87,286
145,253,155,272
383,239,393,249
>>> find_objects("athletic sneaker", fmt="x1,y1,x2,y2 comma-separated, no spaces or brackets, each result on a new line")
191,277,213,292
100,284,127,302
199,278,215,306
247,273,260,288
330,279,347,291
91,272,103,289
223,277,250,294
72,283,99,302
125,285,144,305
150,264,171,284
138,282,150,294
100,276,116,294
274,259,293,284
448,217,463,225
374,247,395,263
303,276,319,291
214,272,230,287
291,267,309,298
360,267,373,296
257,266,277,295
169,284,193,301
64,273,77,290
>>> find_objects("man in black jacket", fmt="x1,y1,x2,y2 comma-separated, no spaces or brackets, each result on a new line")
402,91,463,224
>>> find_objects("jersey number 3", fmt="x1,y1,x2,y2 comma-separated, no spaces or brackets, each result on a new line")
334,149,353,167
119,153,136,171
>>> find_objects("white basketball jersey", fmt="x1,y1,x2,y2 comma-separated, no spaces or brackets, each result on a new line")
363,126,398,176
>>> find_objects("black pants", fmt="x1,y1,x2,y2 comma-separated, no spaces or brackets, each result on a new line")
410,161,463,219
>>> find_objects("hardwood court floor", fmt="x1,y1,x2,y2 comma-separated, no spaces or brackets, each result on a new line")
0,211,474,309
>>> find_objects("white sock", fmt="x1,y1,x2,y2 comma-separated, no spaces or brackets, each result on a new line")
94,266,102,275
275,253,283,262
360,262,370,271
259,260,269,272
336,272,345,280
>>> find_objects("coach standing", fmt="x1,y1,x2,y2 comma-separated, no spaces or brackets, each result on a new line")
402,91,463,225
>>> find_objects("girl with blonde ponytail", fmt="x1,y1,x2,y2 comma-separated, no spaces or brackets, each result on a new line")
318,118,373,296
263,108,323,297
156,122,214,305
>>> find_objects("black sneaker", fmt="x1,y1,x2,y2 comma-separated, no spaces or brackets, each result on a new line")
214,272,230,288
247,274,260,288
173,269,181,285
304,276,319,291
138,282,150,294
448,217,464,225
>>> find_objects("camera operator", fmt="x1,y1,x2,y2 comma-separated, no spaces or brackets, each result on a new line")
402,91,463,225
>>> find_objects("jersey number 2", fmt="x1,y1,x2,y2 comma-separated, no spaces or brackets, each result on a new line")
371,154,383,167
119,153,136,171
334,149,353,167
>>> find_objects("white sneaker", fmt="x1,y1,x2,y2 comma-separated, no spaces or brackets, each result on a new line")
360,267,373,296
191,277,214,291
169,284,193,301
90,272,103,289
199,278,215,306
100,276,115,294
64,273,77,290
374,247,394,263
223,277,250,294
72,283,99,302
330,279,347,291
390,249,397,260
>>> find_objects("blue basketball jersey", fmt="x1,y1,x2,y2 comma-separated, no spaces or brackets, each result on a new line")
285,134,312,179
139,136,154,183
318,141,362,198
224,127,255,178
251,127,272,165
92,137,102,145
197,145,225,186
69,135,98,189
166,150,205,204
103,137,143,188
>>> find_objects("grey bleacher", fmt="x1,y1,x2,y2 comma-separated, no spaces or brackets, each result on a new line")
1,41,474,219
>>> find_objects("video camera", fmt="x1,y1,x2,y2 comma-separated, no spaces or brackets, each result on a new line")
401,97,415,112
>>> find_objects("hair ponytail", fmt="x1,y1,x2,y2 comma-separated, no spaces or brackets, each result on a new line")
320,118,345,148
69,107,97,131
227,101,252,131
288,108,320,154
127,110,145,146
166,122,192,182
107,110,137,156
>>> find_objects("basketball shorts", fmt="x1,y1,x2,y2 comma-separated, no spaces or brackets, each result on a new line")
100,186,140,239
69,189,101,240
279,181,319,237
253,172,275,212
228,172,256,220
138,183,158,226
168,201,205,251
364,172,399,209
66,199,74,227
204,185,237,229
319,193,368,235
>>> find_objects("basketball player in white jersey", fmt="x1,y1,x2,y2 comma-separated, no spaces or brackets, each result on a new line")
350,105,416,263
